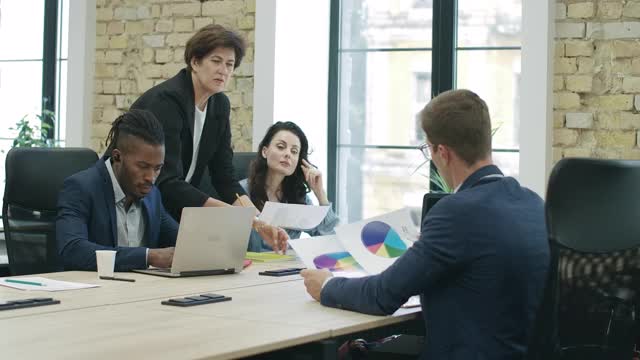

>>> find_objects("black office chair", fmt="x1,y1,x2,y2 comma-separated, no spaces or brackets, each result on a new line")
197,152,257,199
3,147,98,275
232,151,257,181
528,158,640,360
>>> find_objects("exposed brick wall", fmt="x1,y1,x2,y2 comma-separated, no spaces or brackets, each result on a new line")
554,0,640,161
93,0,255,154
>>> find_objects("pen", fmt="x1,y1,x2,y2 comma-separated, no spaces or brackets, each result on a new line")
235,193,248,207
99,276,136,282
5,279,45,286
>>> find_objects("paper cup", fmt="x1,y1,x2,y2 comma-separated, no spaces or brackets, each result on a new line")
96,250,116,277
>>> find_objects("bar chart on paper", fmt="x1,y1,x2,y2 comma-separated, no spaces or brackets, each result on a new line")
361,221,407,258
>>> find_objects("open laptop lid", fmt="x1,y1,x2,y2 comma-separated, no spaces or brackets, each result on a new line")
134,206,255,277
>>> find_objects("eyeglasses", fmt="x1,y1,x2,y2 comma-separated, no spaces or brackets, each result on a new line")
418,143,431,161
410,143,431,176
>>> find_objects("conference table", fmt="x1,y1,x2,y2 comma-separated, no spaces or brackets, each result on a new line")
0,258,423,359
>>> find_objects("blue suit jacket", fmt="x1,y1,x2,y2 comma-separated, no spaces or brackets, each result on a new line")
56,159,179,271
321,165,550,360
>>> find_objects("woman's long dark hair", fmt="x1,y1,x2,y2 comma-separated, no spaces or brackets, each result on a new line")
248,121,310,211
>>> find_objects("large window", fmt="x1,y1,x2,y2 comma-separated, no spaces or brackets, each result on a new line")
0,0,68,206
329,0,522,223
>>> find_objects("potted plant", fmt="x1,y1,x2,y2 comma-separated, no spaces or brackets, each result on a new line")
9,109,54,148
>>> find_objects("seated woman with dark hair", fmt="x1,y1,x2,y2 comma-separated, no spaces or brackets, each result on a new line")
240,121,339,251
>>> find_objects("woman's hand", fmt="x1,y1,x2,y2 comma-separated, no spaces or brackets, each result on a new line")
253,219,289,254
301,159,329,205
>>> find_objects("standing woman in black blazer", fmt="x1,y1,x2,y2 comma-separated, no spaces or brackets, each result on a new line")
131,25,287,252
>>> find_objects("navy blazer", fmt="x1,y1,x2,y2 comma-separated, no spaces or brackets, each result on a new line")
131,68,246,219
56,159,179,271
321,165,550,360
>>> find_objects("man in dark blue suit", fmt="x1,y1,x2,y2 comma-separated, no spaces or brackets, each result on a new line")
301,90,550,359
57,110,178,271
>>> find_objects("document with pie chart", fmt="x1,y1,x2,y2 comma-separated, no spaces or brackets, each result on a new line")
289,235,365,274
336,208,418,274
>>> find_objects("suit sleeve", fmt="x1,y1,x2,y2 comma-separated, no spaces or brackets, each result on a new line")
208,95,246,204
56,177,148,271
320,202,465,315
134,94,210,214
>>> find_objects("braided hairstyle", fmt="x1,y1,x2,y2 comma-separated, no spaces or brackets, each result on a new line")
248,121,310,211
104,109,164,156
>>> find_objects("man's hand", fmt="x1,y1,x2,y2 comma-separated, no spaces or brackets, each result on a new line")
147,247,175,268
300,269,333,301
254,219,289,254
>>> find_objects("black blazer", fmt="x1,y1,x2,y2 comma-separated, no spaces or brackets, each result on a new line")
131,68,245,219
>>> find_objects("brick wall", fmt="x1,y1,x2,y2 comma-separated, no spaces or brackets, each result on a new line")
555,0,640,161
92,0,255,154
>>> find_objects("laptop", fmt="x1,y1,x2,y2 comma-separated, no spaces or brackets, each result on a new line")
133,206,255,278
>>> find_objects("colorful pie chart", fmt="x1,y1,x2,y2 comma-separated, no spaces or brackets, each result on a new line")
361,221,407,258
313,252,361,271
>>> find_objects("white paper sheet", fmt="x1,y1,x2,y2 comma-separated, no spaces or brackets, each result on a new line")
289,235,364,273
336,208,418,275
259,201,330,230
0,277,100,291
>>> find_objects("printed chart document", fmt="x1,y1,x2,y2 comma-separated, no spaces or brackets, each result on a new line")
290,233,420,309
289,235,365,274
259,201,330,230
0,277,100,291
337,208,418,275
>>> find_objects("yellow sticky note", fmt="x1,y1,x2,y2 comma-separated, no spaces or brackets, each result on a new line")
245,252,295,262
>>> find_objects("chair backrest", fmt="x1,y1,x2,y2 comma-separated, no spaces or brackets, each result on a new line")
3,147,98,275
420,192,448,231
196,152,257,201
232,152,257,181
529,158,640,360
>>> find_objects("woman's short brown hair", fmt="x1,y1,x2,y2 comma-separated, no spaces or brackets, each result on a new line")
420,89,492,166
184,24,246,71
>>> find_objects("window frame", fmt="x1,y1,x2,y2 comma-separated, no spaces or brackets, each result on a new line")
327,0,522,204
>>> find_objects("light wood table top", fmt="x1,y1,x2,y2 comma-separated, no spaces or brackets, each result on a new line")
0,300,331,360
0,259,303,319
0,271,420,360
145,277,421,337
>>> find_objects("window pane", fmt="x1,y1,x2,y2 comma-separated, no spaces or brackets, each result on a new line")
457,0,521,47
58,0,69,59
340,0,433,50
56,60,67,142
0,61,43,138
0,0,45,60
339,51,431,147
456,49,520,149
493,151,519,179
337,147,428,223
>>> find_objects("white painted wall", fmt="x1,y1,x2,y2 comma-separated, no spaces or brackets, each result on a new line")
519,0,555,198
65,0,95,148
252,0,277,151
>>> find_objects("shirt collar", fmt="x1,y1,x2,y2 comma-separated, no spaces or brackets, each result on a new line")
104,158,127,204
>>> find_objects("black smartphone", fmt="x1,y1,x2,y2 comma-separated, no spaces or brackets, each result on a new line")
258,267,305,277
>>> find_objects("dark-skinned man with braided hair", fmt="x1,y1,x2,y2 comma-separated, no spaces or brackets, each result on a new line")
56,109,178,271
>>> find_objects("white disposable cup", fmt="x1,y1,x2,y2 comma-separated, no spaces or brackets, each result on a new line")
95,250,116,277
